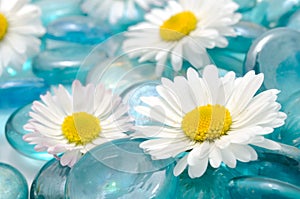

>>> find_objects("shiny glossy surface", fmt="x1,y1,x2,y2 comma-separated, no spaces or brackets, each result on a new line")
0,163,28,199
5,104,53,160
65,138,177,199
30,158,70,199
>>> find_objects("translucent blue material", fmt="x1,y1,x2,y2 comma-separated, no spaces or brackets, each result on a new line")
0,78,49,108
245,28,300,102
227,21,267,53
30,158,70,199
287,10,300,31
241,0,300,27
0,163,28,199
228,176,300,198
176,165,236,199
5,104,53,160
176,144,300,198
65,138,177,199
46,16,111,45
234,0,257,12
33,0,84,25
208,48,245,76
32,46,102,85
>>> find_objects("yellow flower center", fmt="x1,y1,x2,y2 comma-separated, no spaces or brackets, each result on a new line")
62,112,101,145
159,11,197,42
181,104,232,142
0,13,8,40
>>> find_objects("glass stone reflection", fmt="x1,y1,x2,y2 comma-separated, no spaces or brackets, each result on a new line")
65,138,177,199
0,163,28,199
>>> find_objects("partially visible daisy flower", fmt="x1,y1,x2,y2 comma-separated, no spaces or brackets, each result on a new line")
0,0,45,75
81,0,164,25
123,0,241,76
132,65,287,178
23,80,132,167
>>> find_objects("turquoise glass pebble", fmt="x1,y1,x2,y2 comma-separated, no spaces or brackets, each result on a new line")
32,46,102,85
227,21,267,53
0,163,28,199
0,78,49,109
5,104,53,161
245,28,300,102
33,0,84,26
65,138,177,199
46,16,111,45
234,0,257,12
30,158,70,199
287,10,300,31
242,0,300,27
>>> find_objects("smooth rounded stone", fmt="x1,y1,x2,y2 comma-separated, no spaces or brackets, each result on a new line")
65,138,177,199
287,10,300,31
234,0,256,12
227,21,267,53
122,82,159,126
242,0,300,27
176,165,237,199
234,144,300,187
208,48,245,76
245,28,300,102
0,78,49,108
228,176,300,198
32,46,104,85
46,16,111,45
33,0,84,25
30,158,71,199
0,163,28,199
5,104,53,161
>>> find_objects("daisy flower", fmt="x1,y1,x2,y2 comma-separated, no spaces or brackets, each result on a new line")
23,80,132,167
81,0,164,25
123,0,241,76
0,0,45,75
132,65,287,178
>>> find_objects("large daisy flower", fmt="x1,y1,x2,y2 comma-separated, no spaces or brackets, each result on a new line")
23,80,132,167
0,0,45,75
123,0,241,76
132,65,287,178
81,0,164,25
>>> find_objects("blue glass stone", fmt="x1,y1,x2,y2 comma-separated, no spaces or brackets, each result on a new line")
65,138,177,199
245,28,300,102
33,0,84,26
227,21,267,53
30,158,70,199
0,163,28,199
242,0,300,27
176,165,236,199
46,16,111,45
287,10,300,31
234,0,257,12
32,46,101,85
208,48,245,76
228,176,300,198
0,78,49,109
5,104,53,161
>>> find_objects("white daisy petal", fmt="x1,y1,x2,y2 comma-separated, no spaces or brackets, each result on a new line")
173,155,188,176
0,0,44,76
122,0,240,75
188,157,208,178
23,80,131,167
133,64,286,179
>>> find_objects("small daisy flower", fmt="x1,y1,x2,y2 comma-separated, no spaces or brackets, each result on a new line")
0,0,45,75
23,80,132,167
132,65,287,178
81,0,164,25
123,0,241,76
